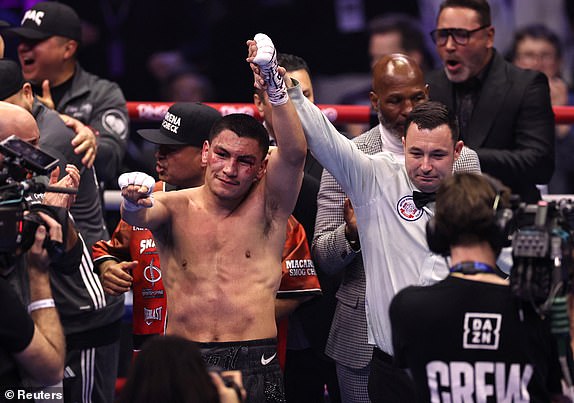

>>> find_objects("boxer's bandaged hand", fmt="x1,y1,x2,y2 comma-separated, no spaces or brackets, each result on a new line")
118,171,155,192
253,33,288,106
118,172,155,211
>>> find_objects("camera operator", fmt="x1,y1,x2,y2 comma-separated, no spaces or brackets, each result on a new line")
0,212,66,389
0,102,91,400
389,173,565,402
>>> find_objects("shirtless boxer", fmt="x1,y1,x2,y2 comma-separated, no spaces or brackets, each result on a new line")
119,34,306,403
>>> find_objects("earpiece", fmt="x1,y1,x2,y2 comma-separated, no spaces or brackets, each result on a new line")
426,217,450,256
426,176,514,256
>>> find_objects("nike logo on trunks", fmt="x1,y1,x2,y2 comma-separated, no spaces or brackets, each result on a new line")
260,352,277,366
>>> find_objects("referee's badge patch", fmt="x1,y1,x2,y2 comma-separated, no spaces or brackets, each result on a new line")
397,195,423,221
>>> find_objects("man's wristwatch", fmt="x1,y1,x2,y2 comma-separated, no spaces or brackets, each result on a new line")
348,238,361,252
345,225,361,252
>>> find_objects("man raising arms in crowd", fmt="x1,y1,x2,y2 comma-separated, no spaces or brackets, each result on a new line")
118,35,306,402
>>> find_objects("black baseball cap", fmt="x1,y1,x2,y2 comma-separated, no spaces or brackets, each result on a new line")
0,59,25,100
5,2,81,42
137,103,221,147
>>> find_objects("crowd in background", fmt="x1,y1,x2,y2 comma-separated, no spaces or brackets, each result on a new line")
1,0,573,198
0,0,572,102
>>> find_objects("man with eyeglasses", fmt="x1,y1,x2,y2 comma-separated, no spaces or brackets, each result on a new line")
426,0,555,204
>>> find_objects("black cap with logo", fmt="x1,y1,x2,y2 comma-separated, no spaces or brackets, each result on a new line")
5,1,81,42
137,103,222,147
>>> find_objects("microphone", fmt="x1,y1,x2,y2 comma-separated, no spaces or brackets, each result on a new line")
19,178,78,195
44,185,78,195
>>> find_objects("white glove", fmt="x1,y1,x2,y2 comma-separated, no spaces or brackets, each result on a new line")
253,33,288,106
118,172,155,212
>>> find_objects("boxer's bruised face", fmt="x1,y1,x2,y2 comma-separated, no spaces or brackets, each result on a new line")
202,130,267,201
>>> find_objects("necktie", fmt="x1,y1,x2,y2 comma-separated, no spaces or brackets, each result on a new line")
413,191,436,209
458,92,474,141
456,77,481,141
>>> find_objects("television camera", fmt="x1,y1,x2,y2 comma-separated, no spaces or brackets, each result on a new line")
0,135,75,269
510,198,574,314
510,198,574,387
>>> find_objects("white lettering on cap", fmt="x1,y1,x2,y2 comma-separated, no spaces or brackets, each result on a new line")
22,10,45,26
162,111,181,134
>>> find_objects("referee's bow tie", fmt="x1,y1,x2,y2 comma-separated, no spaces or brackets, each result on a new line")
412,191,436,209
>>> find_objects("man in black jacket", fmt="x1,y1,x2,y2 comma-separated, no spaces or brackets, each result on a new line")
426,0,555,203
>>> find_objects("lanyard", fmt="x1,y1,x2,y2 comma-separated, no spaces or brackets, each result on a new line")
450,261,497,275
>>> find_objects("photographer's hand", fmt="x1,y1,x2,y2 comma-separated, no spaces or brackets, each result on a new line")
99,260,136,296
44,164,80,209
210,370,246,403
26,212,63,272
17,211,66,385
26,224,51,272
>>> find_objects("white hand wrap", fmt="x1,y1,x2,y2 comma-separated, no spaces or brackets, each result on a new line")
118,172,155,212
253,33,288,106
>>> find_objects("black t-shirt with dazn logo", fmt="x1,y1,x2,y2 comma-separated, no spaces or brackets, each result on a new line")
390,276,562,403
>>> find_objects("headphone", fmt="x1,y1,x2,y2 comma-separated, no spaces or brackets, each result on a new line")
426,176,514,257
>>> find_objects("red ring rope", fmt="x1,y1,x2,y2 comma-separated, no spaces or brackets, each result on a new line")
128,102,574,124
